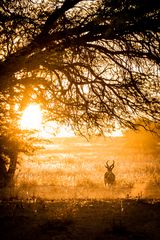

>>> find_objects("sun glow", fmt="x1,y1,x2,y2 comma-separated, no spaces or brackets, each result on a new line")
20,104,42,130
20,104,122,138
20,104,75,138
110,129,123,137
105,129,123,137
56,125,75,137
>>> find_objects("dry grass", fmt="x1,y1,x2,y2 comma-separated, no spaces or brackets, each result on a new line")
2,136,160,200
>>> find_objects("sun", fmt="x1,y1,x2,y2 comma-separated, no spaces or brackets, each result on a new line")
20,104,42,130
20,105,121,138
20,104,75,138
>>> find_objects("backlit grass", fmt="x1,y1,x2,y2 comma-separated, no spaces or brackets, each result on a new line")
2,136,160,200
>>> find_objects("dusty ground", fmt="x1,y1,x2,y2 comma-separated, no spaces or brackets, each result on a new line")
0,198,160,240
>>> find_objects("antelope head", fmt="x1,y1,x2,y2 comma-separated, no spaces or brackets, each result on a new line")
105,160,115,172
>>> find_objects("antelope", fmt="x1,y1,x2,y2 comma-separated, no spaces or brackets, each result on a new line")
104,160,115,186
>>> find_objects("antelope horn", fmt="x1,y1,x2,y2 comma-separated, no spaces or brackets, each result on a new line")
110,160,115,168
105,161,109,168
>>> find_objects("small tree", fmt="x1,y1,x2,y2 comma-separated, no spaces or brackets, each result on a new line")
0,90,36,188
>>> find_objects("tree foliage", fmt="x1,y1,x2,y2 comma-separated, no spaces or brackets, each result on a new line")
0,0,159,133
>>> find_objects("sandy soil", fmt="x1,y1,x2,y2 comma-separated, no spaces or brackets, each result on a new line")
0,198,160,240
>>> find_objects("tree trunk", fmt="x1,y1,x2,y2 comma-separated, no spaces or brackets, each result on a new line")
0,157,8,187
0,151,18,188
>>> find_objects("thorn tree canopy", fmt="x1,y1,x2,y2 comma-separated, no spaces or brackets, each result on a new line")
0,0,160,134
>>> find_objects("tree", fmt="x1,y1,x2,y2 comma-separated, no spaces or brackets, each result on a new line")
0,0,160,129
0,0,160,186
0,91,35,188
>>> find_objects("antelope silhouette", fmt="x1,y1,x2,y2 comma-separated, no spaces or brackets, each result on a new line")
104,160,115,186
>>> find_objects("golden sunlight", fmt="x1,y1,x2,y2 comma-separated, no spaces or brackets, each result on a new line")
56,125,75,137
105,129,123,137
20,104,42,130
20,105,74,138
111,129,123,137
40,122,75,138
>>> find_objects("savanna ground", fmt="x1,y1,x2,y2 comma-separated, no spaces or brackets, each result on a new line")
0,136,160,239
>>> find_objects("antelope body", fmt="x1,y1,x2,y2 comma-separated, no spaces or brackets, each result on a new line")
104,160,115,186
